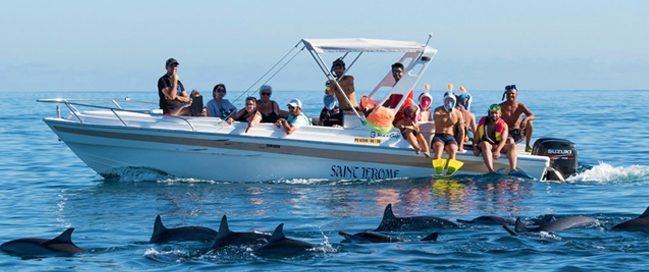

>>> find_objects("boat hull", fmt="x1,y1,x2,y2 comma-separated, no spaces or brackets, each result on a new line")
44,116,549,182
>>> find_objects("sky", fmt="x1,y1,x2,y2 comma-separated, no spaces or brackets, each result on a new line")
1,0,647,92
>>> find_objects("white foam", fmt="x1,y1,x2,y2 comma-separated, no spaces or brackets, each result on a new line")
567,162,649,183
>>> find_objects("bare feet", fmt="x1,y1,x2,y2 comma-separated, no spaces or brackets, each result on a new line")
423,152,431,158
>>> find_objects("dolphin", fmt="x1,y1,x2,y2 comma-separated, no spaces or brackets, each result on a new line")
457,216,516,226
1,228,84,257
612,206,649,232
254,224,315,257
209,215,270,250
338,231,439,243
503,216,597,235
375,204,458,231
149,215,217,244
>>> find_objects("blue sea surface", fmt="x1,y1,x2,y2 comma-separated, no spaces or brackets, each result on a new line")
1,90,648,271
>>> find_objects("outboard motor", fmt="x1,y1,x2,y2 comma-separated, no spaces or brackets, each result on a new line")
532,138,578,181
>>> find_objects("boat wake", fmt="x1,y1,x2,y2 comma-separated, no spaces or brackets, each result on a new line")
567,162,649,183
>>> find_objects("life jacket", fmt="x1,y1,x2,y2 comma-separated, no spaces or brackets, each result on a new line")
366,106,395,134
477,117,505,143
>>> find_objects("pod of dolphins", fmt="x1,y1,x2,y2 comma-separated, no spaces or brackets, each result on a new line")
2,204,649,258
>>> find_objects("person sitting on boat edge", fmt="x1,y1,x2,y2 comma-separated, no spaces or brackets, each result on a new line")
226,97,262,133
395,105,430,157
432,92,465,160
206,83,236,119
325,58,357,113
276,98,311,135
455,89,476,147
257,85,284,123
500,84,535,152
417,92,433,122
473,104,517,173
157,58,192,116
319,94,343,127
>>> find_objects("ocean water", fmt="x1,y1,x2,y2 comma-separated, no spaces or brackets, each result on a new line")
1,90,648,271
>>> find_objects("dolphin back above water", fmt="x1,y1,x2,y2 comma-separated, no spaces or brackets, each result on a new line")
254,223,315,257
210,215,270,250
375,204,458,231
338,231,439,243
613,206,649,232
149,215,218,244
504,216,597,235
1,228,84,257
457,216,516,226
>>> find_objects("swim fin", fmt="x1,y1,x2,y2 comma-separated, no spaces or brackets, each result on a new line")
445,159,464,176
432,159,447,175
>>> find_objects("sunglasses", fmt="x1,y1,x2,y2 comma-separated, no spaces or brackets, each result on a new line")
392,69,403,75
246,103,255,106
261,92,271,96
505,85,517,91
216,89,225,93
288,105,296,110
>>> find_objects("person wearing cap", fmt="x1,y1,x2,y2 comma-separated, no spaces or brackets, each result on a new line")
157,58,192,116
325,58,357,112
431,92,465,160
257,85,283,123
318,95,343,127
473,104,517,173
499,85,535,152
276,98,311,135
206,83,237,118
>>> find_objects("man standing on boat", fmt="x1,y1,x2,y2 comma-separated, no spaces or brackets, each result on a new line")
473,104,518,173
276,98,311,135
325,58,357,112
500,85,535,152
157,58,192,116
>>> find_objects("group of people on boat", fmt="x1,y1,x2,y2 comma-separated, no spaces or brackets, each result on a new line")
157,58,311,135
157,57,535,174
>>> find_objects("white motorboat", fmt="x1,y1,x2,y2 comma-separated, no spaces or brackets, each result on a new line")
39,37,575,182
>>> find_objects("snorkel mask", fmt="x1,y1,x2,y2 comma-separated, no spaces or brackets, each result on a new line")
487,104,501,122
323,94,338,110
502,84,517,101
418,92,432,110
443,92,456,113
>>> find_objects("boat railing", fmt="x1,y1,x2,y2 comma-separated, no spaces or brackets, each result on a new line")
37,98,197,131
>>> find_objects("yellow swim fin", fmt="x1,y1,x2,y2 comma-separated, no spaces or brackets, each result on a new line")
432,159,447,175
445,159,464,176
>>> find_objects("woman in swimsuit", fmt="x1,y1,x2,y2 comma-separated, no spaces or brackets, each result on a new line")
395,105,431,157
226,97,262,133
257,85,282,123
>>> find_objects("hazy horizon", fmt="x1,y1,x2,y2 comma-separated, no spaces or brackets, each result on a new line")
2,0,647,93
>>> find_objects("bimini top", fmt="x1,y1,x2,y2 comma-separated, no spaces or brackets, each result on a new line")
302,38,433,53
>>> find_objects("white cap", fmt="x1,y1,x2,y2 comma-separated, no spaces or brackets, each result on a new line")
287,98,302,109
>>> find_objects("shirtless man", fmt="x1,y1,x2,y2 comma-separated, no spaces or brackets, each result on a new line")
473,104,517,173
325,58,357,112
456,93,477,146
431,93,465,160
500,85,535,152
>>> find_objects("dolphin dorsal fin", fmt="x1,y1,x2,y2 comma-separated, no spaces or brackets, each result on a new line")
219,215,231,234
152,215,167,236
383,203,396,222
514,218,528,233
49,228,74,244
269,223,286,242
641,206,649,218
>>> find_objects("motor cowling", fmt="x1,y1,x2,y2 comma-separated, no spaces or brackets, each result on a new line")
532,138,578,180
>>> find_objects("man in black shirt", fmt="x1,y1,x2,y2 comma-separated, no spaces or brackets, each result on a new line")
157,58,192,115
